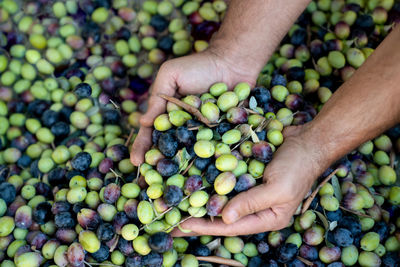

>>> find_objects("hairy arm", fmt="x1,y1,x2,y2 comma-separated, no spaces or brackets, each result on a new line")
303,25,400,171
210,0,312,74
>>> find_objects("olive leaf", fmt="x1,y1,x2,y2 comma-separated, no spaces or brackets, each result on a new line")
213,130,222,141
315,211,329,230
107,235,119,252
206,238,221,251
249,96,258,111
249,126,260,143
218,114,227,123
331,175,342,202
329,221,338,231
173,148,192,172
315,210,335,248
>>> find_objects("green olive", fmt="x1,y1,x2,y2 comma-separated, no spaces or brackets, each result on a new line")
222,129,241,145
0,216,15,237
215,154,238,171
194,140,215,158
217,92,239,112
154,114,172,131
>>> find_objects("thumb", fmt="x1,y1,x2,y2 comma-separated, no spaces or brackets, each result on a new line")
140,66,177,127
130,126,153,166
222,183,279,224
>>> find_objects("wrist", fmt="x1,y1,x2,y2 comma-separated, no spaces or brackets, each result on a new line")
207,36,268,80
203,42,262,87
297,123,342,179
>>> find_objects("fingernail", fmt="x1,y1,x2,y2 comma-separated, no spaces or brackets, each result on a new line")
225,210,239,223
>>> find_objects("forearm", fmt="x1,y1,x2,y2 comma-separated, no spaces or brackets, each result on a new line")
210,0,311,75
304,26,400,171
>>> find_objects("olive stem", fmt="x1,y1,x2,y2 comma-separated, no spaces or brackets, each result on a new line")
195,256,245,267
244,108,261,115
158,94,216,128
139,206,174,231
164,192,207,232
148,198,158,218
231,117,274,151
339,206,373,218
390,149,395,169
302,169,338,213
84,260,119,267
182,157,196,175
109,99,120,109
188,126,202,130
297,256,313,266
306,24,312,46
135,164,141,182
164,215,194,232
125,128,135,147
109,168,125,184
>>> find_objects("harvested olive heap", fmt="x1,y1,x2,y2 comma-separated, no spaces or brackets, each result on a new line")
0,0,400,266
145,82,287,219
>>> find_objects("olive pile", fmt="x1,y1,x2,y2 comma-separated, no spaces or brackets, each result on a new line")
0,0,226,266
0,0,399,266
143,81,291,220
134,0,400,265
139,84,400,267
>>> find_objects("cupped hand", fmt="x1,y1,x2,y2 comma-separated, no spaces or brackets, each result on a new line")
172,125,328,236
130,48,259,166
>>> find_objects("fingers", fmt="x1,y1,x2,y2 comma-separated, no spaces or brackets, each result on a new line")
171,208,284,237
221,183,280,224
130,63,177,166
139,94,168,128
130,126,153,166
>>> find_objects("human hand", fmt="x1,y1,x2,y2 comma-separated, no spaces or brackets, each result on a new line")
172,125,329,236
130,48,259,166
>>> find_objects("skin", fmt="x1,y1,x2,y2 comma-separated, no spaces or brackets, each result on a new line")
131,0,400,236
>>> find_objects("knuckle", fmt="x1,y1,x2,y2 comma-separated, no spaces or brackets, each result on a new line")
139,115,152,127
243,197,259,215
139,116,148,125
130,153,140,166
159,61,173,73
140,116,150,127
